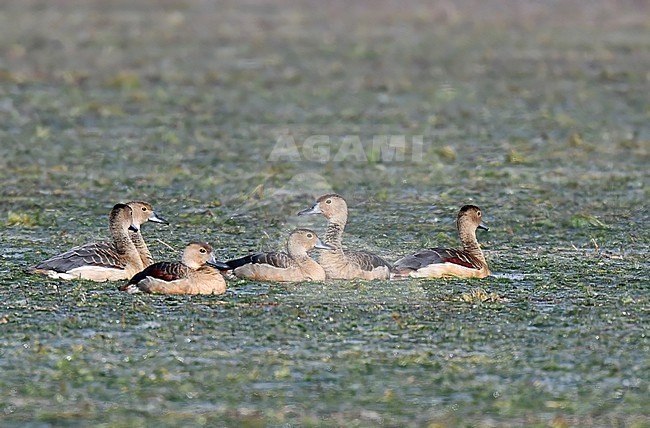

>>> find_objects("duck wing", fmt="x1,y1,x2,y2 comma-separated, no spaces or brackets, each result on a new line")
118,261,191,292
346,250,392,271
126,261,189,286
393,248,481,273
225,252,293,269
36,242,125,273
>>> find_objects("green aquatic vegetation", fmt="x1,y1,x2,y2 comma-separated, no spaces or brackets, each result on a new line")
435,145,457,162
5,211,48,227
0,0,648,426
567,214,609,229
106,71,142,90
460,287,507,304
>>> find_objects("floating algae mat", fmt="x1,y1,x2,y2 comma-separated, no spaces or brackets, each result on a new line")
0,0,648,425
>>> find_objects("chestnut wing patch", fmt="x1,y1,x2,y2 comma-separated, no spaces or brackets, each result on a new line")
129,262,188,284
439,250,477,269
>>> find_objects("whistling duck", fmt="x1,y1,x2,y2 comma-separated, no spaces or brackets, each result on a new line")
31,203,145,281
126,200,168,267
120,242,229,295
298,194,392,280
225,228,334,282
391,205,490,279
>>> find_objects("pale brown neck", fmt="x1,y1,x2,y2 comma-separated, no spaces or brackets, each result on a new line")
324,218,346,251
182,255,203,270
287,242,310,264
196,265,219,276
130,230,154,266
110,219,142,268
458,227,487,267
110,217,131,253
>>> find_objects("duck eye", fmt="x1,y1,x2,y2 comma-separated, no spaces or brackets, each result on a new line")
325,199,332,204
142,207,147,211
477,211,481,217
199,248,206,253
306,233,313,238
